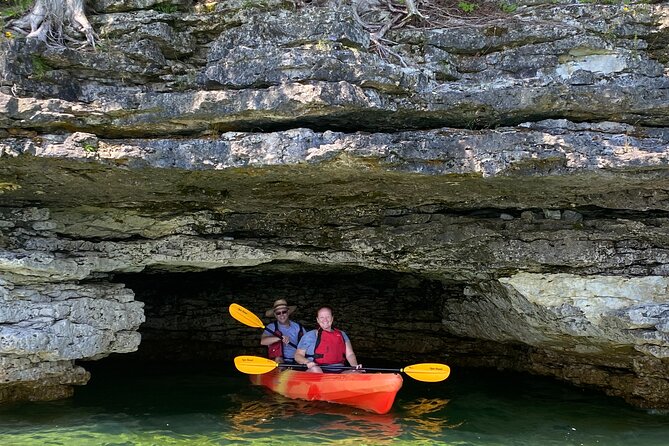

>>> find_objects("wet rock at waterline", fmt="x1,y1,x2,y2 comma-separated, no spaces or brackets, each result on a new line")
1,0,669,408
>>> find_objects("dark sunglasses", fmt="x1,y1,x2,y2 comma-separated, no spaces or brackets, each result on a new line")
275,310,288,315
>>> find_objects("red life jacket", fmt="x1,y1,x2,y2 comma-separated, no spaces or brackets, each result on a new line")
313,328,346,365
267,321,304,360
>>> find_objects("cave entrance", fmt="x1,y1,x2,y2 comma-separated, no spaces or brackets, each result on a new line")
109,261,461,366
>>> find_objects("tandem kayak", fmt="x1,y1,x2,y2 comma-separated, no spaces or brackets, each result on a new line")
250,369,403,414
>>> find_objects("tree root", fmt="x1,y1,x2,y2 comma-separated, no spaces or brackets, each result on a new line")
349,0,512,65
9,0,98,49
351,0,420,66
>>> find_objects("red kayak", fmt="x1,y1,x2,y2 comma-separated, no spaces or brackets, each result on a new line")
250,369,403,414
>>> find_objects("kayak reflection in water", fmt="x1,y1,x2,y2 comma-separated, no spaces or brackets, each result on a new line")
228,396,402,440
294,306,363,373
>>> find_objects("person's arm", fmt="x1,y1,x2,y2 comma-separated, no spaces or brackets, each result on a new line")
260,323,288,346
295,335,320,371
345,340,361,369
294,347,307,364
260,332,283,346
294,348,317,369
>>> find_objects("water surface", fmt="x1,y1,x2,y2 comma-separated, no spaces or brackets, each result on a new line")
1,361,667,445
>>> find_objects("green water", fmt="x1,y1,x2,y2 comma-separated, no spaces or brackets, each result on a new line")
1,362,668,445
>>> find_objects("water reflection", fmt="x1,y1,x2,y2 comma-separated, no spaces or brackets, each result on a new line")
228,393,402,442
402,397,462,432
3,366,669,445
403,397,450,416
227,390,466,444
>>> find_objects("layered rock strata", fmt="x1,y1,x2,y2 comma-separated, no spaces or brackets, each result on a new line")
1,0,669,408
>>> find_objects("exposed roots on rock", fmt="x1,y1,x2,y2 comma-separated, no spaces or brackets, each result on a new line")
350,0,411,64
416,0,510,28
350,0,509,64
9,0,98,49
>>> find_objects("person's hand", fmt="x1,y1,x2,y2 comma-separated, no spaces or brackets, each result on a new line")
274,357,284,364
352,364,364,373
281,335,289,345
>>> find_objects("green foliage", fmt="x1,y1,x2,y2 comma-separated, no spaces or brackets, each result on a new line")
457,1,478,13
95,40,111,52
1,0,33,29
578,0,641,3
499,1,517,13
240,0,270,9
154,2,178,13
0,0,33,18
82,143,98,153
31,55,50,79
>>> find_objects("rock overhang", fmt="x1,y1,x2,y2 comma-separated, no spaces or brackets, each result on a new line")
1,0,669,409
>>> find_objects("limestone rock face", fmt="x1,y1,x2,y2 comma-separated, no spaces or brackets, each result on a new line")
0,278,144,402
449,273,669,354
1,0,669,408
0,208,145,402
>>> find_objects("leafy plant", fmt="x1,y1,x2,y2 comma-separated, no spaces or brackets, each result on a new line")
578,0,639,3
82,143,98,153
1,0,33,18
457,1,478,13
499,1,517,13
154,2,178,13
1,0,34,29
31,55,50,79
94,39,110,52
240,0,269,9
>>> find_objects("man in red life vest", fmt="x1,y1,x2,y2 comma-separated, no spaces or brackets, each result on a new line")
260,299,305,364
294,306,362,373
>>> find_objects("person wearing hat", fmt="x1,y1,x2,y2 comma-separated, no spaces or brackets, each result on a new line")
260,299,306,364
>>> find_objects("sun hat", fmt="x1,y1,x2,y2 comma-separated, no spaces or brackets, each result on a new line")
265,299,297,317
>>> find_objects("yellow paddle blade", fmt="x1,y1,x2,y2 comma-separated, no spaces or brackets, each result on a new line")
229,303,265,329
234,355,279,375
403,363,451,382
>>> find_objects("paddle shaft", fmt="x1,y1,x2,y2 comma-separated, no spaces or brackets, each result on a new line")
235,355,450,382
278,362,396,373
